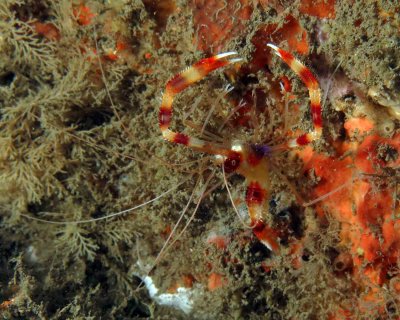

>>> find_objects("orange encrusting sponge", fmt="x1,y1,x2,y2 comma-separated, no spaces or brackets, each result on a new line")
297,117,400,315
299,0,336,19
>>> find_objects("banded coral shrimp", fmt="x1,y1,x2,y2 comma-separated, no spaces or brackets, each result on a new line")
3,2,400,318
0,23,308,304
158,43,323,251
2,2,383,318
120,43,400,318
13,34,345,318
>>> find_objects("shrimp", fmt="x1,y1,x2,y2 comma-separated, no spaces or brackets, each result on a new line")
159,43,323,251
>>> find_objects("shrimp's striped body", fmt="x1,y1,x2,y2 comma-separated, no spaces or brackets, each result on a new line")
159,44,323,251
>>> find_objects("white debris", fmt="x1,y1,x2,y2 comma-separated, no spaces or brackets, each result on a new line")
142,276,194,314
25,245,38,263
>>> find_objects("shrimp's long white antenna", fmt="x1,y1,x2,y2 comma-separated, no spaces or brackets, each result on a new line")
222,164,253,229
135,173,207,290
149,174,203,271
163,169,215,254
322,59,343,109
303,174,354,207
200,84,234,136
93,27,126,130
21,176,192,225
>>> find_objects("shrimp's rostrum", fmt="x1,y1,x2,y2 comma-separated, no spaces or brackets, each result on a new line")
159,43,323,252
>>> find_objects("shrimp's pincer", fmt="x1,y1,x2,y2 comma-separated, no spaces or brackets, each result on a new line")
160,44,323,252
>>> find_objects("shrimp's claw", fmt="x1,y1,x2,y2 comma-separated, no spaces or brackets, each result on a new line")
160,52,242,155
267,43,322,147
252,221,280,252
164,52,242,96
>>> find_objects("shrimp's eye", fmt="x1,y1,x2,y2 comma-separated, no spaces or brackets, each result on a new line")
223,152,242,173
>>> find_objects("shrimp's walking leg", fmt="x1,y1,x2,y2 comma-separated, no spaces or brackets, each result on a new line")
159,52,242,157
241,156,280,252
246,180,280,252
267,43,322,148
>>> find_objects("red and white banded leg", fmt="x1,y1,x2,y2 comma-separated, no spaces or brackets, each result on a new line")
267,43,322,148
246,180,280,251
159,52,242,157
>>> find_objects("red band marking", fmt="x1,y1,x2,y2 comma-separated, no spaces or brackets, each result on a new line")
159,107,172,127
251,219,266,233
223,151,242,173
299,67,317,88
277,48,294,64
296,134,310,146
248,153,262,167
311,103,322,128
280,76,292,92
173,133,190,145
250,220,280,252
194,57,228,75
246,182,266,206
166,74,189,94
